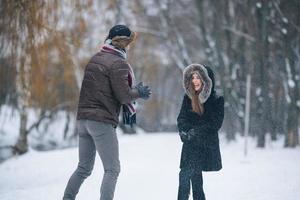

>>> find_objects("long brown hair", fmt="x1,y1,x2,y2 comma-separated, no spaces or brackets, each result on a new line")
189,75,204,115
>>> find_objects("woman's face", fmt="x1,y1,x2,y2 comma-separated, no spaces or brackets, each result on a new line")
192,73,202,92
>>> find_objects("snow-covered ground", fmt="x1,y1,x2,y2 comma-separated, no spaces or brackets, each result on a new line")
0,133,300,200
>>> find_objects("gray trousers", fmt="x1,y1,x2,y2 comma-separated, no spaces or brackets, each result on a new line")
63,120,120,200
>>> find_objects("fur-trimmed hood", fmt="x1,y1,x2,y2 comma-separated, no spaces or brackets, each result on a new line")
183,63,213,103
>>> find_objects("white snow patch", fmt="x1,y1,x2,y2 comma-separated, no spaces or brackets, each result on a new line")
282,28,288,35
283,17,288,23
238,110,244,118
256,87,261,96
296,100,300,108
0,134,300,200
256,2,262,8
288,79,295,88
268,36,273,43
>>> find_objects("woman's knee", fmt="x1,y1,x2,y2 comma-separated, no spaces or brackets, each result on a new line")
179,166,192,177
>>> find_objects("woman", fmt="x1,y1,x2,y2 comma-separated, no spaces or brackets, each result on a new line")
177,64,224,200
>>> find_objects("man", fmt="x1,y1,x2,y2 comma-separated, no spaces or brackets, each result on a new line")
63,25,151,200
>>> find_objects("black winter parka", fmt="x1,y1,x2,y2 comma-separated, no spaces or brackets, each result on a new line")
177,64,224,171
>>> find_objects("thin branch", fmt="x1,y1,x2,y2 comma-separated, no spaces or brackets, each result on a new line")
222,26,256,42
134,26,163,38
26,101,74,134
273,1,300,33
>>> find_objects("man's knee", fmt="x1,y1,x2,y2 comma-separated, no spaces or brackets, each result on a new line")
76,163,94,178
104,165,120,178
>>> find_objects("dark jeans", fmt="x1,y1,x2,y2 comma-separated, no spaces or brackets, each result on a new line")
177,166,206,200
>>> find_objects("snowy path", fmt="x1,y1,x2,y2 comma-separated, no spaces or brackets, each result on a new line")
0,133,300,200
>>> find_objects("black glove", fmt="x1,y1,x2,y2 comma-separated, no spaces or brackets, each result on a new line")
179,129,196,143
136,82,151,100
179,131,189,142
187,129,196,140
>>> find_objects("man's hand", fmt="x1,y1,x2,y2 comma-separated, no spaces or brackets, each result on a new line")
136,82,151,100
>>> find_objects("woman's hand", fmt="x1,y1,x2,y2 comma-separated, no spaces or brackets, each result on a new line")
179,129,196,143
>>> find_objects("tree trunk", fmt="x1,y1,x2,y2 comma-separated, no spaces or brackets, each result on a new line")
13,106,29,154
285,97,299,147
256,0,270,148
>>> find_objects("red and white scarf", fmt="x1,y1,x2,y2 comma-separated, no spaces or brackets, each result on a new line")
101,40,127,59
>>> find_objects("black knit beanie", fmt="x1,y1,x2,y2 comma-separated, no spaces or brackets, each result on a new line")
108,25,132,39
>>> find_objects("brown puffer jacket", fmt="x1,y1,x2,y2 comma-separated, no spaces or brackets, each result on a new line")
76,51,139,127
